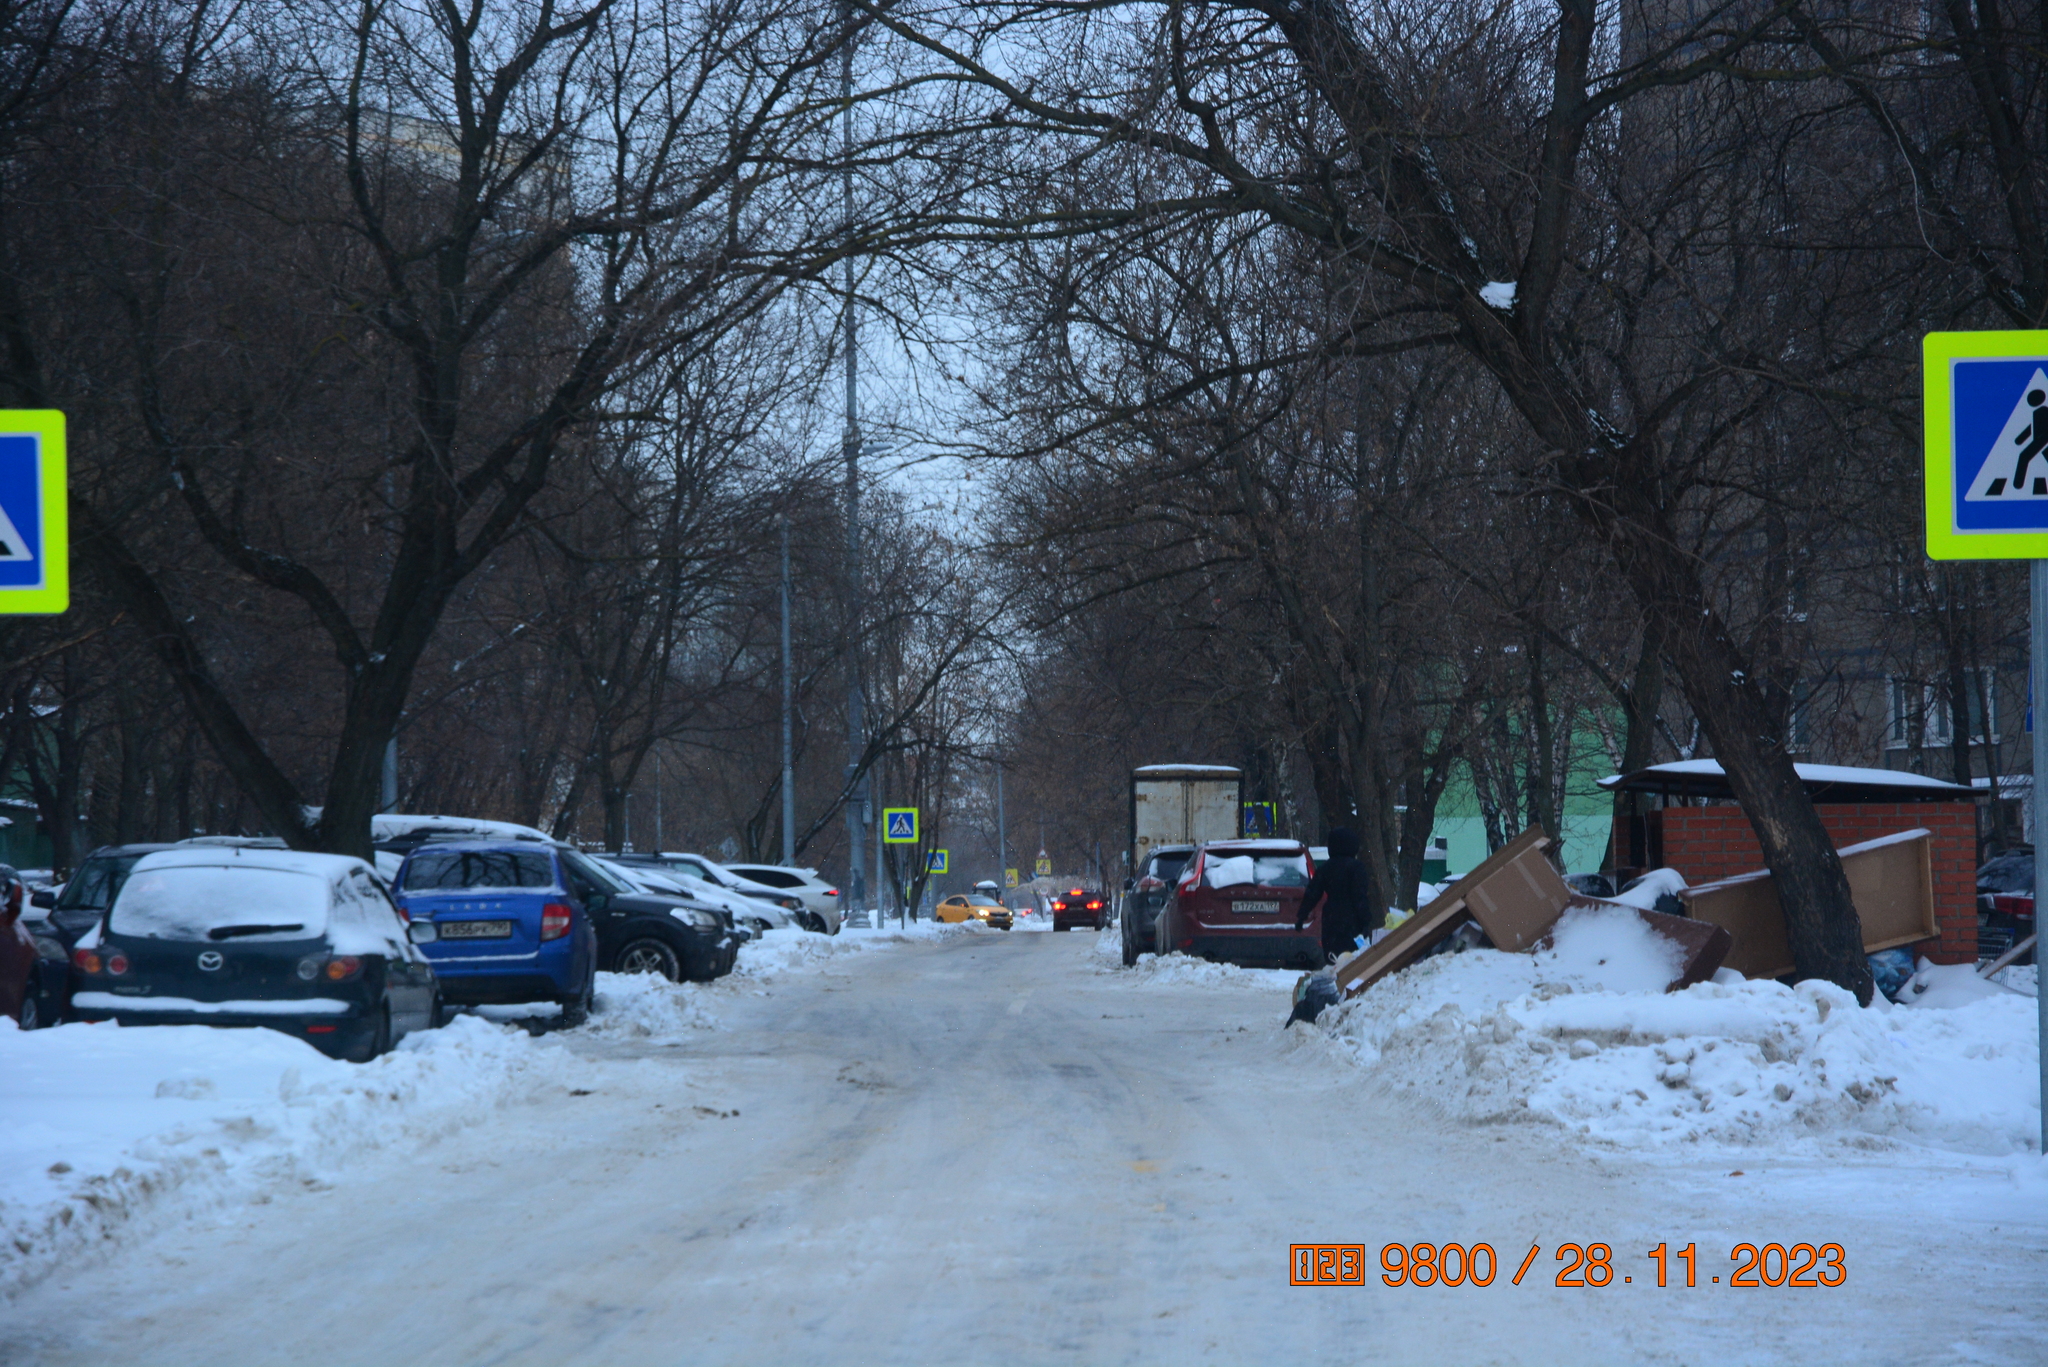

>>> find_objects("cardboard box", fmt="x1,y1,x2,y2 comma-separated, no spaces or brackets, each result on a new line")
1678,830,1937,979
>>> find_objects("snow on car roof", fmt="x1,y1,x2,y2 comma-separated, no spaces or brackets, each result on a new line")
1197,839,1305,852
370,813,552,842
129,848,370,880
1133,764,1242,775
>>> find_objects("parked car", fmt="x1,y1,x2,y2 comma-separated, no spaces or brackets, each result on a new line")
1153,840,1322,969
1049,887,1108,933
3,862,66,1028
29,843,179,949
391,842,602,1018
558,849,735,981
630,853,818,930
610,853,791,935
67,849,441,1061
720,864,843,932
1120,844,1193,966
1976,851,2036,962
592,854,753,949
934,893,1012,929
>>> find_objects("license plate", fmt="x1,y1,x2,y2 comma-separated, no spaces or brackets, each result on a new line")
439,920,514,940
1232,900,1280,914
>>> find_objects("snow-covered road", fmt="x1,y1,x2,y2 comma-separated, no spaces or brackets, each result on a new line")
5,929,2045,1365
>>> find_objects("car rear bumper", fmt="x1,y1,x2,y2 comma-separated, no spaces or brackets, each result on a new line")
1178,932,1323,967
432,970,577,1004
68,993,380,1052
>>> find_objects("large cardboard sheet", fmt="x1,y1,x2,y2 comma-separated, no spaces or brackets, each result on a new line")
1678,829,1938,979
1336,828,1557,995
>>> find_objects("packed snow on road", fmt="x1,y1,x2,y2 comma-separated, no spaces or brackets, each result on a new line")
3,920,2043,1365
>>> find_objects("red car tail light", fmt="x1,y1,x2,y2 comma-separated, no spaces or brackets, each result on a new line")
72,948,102,975
105,951,130,976
826,888,840,898
324,955,363,981
1085,900,1103,911
1069,888,1085,896
541,902,574,941
1135,876,1164,892
306,1024,337,1034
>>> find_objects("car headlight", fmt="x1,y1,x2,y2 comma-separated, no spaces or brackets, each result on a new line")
669,907,723,931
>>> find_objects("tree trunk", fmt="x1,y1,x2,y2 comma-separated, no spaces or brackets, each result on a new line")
1610,616,1668,871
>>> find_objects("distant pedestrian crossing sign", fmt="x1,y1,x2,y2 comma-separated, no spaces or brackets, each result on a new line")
1005,868,1018,888
882,807,918,844
1926,332,2048,558
0,412,67,613
928,849,947,874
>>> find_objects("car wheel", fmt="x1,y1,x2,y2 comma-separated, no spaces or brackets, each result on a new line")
428,991,448,1029
1120,931,1138,968
560,974,594,1027
17,990,40,1030
347,1006,391,1064
616,937,682,981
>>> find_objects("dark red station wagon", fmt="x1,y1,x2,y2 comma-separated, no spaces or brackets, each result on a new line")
1154,840,1322,969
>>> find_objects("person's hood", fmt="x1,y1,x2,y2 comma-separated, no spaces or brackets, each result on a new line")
1326,827,1360,860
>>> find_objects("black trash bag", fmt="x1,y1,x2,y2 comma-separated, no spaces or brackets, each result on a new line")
1867,948,1916,1002
1287,971,1341,1028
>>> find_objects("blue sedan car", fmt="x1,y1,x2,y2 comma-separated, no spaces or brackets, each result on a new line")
392,842,598,1023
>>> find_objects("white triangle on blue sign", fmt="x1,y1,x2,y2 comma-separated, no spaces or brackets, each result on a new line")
1965,366,2048,500
0,498,30,560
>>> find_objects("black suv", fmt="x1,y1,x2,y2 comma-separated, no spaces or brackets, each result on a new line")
1120,844,1194,967
31,844,179,949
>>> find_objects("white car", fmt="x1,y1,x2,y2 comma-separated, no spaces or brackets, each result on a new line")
661,854,835,934
595,856,791,935
615,853,811,930
721,864,842,934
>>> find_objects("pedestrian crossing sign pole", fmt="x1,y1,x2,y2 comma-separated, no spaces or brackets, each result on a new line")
882,807,918,844
0,411,67,615
1923,331,2048,1154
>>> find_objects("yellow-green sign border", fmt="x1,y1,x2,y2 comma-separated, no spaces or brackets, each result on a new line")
927,848,947,874
881,806,919,844
1924,330,2048,560
0,410,67,614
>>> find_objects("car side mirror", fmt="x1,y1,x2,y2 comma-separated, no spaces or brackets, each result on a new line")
587,892,609,913
1123,878,1134,892
30,888,54,909
407,920,438,944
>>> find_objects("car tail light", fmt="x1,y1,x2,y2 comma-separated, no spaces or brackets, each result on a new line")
105,951,130,976
72,948,102,975
1085,900,1103,911
306,1024,336,1034
324,955,363,981
541,902,573,940
825,888,839,898
1992,894,2035,918
1136,876,1164,892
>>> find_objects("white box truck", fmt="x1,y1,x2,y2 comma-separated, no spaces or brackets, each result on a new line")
1129,765,1244,874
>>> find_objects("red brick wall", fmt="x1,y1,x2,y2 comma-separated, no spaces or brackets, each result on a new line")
1645,802,1977,965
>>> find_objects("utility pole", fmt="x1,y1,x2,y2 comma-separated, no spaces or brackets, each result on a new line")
380,738,398,813
838,0,867,921
654,748,663,854
996,761,1007,890
780,515,796,866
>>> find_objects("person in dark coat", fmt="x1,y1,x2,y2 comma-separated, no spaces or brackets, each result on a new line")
1295,826,1377,960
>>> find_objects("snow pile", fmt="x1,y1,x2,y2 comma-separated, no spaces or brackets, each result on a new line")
733,921,967,982
587,970,720,1037
0,1015,581,1298
1609,867,1687,910
1091,925,1298,991
1319,948,2040,1155
1531,903,1684,994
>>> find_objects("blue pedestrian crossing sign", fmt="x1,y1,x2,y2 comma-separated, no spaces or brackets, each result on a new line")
0,412,67,613
927,849,947,874
1925,332,2048,558
882,807,919,844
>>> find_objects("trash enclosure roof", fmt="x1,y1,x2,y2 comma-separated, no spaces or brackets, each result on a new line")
1596,759,1977,803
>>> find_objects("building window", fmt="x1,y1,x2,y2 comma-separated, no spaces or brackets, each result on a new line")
1891,672,1998,748
1786,681,1813,752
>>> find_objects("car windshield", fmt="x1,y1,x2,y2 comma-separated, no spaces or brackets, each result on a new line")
401,849,557,892
55,853,149,911
968,895,1002,907
109,865,328,941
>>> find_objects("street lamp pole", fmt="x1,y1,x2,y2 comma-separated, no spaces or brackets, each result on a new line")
780,514,795,867
838,0,866,920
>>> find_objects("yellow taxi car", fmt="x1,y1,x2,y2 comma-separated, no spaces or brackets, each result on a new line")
934,893,1013,929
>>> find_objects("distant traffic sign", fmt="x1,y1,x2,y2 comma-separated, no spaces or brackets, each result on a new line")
1242,801,1275,836
1034,854,1051,877
882,807,919,843
0,412,67,614
928,849,947,874
1005,868,1019,888
1926,332,2048,558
